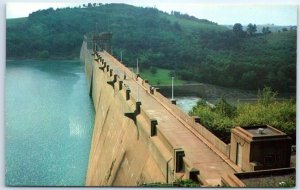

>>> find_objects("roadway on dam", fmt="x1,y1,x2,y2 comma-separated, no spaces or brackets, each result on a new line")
98,51,236,185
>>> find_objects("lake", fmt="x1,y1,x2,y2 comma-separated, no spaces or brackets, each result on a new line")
5,60,95,186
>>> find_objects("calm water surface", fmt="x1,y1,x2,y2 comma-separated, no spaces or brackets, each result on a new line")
5,60,95,186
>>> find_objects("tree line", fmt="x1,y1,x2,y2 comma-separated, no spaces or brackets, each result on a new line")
6,3,296,93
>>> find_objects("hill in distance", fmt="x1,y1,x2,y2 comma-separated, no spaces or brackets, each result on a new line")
6,3,297,93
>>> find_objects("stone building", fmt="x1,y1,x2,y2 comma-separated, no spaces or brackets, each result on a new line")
230,125,291,172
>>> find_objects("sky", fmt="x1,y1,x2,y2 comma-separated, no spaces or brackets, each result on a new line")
5,0,298,26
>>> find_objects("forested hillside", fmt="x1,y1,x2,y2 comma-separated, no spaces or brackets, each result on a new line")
6,3,296,92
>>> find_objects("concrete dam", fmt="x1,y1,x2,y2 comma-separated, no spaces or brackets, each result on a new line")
80,33,292,187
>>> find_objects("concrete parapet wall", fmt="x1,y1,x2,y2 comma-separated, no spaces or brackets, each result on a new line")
121,68,230,163
149,84,230,157
221,173,246,187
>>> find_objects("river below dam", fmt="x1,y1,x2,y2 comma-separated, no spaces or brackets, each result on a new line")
5,60,95,186
165,86,294,114
175,96,258,114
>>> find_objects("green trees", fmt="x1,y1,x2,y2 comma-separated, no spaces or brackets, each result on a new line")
232,23,245,37
257,86,277,106
141,179,200,187
282,27,288,32
215,97,237,118
6,4,296,93
247,23,257,35
190,87,296,144
37,50,50,59
150,67,157,74
190,98,234,143
262,26,271,34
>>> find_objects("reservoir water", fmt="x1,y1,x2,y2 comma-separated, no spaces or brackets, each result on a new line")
5,60,95,186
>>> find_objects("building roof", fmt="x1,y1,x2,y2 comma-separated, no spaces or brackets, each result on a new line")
242,125,283,137
232,125,289,142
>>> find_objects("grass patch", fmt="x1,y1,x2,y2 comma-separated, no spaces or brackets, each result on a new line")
162,14,227,32
140,67,186,85
140,179,200,187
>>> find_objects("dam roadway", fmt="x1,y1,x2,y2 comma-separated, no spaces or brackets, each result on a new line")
84,48,240,186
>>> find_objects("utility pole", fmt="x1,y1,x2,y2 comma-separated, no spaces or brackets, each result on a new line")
121,51,123,63
171,76,176,105
136,58,140,102
137,83,140,102
136,58,139,75
171,77,174,100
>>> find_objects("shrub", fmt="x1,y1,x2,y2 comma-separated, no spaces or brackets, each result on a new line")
190,87,296,144
257,86,277,106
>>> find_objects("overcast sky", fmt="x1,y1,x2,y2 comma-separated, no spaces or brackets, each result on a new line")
6,1,298,26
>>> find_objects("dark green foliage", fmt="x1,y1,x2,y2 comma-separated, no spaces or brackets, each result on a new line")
247,23,257,35
150,67,157,74
190,98,235,143
190,87,296,144
6,4,296,93
174,179,200,187
278,177,295,187
262,26,271,34
243,174,295,188
257,86,277,106
233,23,245,37
37,50,50,59
214,97,237,118
140,179,200,187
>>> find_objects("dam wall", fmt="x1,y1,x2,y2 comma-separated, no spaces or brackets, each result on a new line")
82,41,174,186
81,40,238,186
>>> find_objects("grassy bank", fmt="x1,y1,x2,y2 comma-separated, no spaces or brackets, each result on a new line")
140,67,186,85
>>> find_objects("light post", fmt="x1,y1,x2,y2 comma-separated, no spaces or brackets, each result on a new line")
171,76,176,105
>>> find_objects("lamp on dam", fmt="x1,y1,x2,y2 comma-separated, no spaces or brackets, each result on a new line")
136,58,140,79
171,76,176,105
